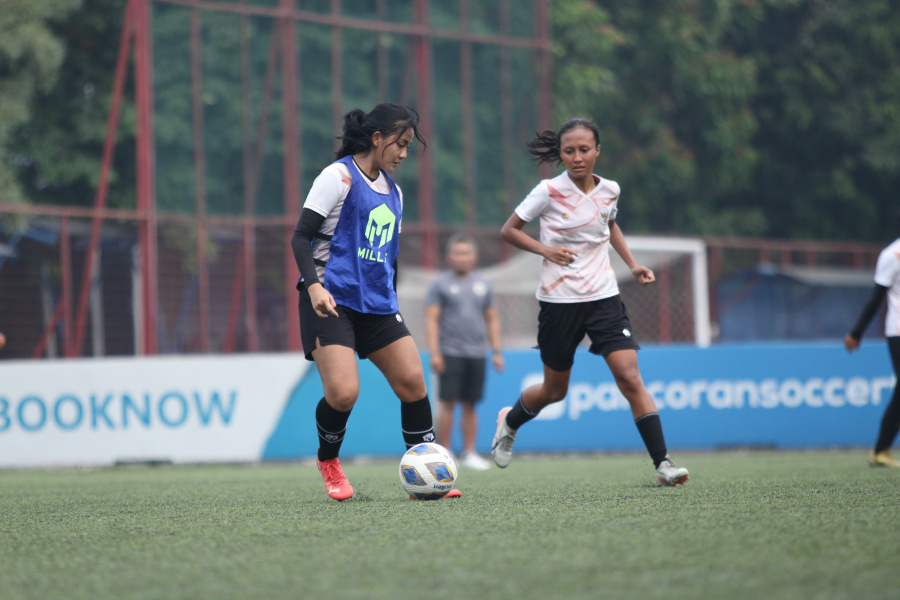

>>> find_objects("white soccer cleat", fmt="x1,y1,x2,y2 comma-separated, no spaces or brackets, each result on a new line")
462,452,491,471
656,458,689,486
491,407,518,468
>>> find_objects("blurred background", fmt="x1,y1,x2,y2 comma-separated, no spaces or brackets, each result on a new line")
0,0,897,359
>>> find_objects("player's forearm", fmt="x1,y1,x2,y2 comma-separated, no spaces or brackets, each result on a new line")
850,284,888,339
424,310,441,355
291,208,326,287
485,311,502,352
609,221,637,269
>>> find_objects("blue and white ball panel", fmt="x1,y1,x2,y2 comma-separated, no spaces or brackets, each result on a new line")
400,464,427,486
425,462,454,483
407,443,440,456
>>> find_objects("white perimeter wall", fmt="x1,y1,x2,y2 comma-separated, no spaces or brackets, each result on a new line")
0,354,308,468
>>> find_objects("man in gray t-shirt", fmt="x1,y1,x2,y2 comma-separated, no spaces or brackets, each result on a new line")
425,234,504,471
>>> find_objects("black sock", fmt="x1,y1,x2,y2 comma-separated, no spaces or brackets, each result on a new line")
506,396,538,430
401,396,435,449
635,412,668,468
316,397,351,462
875,387,900,453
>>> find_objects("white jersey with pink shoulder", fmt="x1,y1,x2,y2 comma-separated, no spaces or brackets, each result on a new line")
514,171,620,303
874,237,900,337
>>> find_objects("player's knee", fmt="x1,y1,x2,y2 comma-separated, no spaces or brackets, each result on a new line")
613,368,643,396
394,372,427,402
543,383,569,404
325,385,359,411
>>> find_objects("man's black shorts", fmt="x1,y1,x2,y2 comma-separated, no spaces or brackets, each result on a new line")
537,295,640,372
298,288,411,361
438,356,487,403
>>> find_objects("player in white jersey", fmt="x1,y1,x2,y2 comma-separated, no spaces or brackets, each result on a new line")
491,118,689,486
845,214,900,467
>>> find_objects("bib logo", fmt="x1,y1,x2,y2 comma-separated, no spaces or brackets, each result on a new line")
359,203,396,263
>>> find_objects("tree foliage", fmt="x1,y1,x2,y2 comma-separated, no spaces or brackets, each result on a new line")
0,0,82,205
553,0,900,241
4,0,900,242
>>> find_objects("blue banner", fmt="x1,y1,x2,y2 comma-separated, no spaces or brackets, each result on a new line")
261,343,895,460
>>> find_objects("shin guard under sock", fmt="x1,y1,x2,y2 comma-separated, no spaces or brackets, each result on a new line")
316,397,351,462
401,396,435,449
506,396,538,430
635,412,668,468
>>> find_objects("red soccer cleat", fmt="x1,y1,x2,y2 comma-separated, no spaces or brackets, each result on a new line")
409,488,462,500
317,457,354,501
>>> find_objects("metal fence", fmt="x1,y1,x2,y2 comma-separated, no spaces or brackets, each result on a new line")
0,0,887,359
0,0,552,357
0,211,884,359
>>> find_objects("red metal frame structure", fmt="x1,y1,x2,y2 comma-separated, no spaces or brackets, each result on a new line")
0,0,554,358
0,0,886,358
8,1,874,357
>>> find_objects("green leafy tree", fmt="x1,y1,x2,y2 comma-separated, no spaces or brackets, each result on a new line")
0,0,82,205
553,0,900,241
551,0,764,236
731,0,900,241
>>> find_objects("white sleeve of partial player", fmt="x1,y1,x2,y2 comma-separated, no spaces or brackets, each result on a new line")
303,164,349,217
513,181,549,223
874,244,900,287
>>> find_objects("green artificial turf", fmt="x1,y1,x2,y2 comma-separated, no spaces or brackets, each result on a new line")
1,450,898,600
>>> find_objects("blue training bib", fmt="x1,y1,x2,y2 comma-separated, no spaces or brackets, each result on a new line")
322,156,401,314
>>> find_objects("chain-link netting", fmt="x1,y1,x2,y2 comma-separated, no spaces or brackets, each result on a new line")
0,213,884,358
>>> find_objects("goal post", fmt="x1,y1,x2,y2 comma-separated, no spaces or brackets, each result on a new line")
616,236,711,348
398,235,711,349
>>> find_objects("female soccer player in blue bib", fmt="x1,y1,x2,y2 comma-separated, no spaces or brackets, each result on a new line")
291,103,460,501
492,118,690,486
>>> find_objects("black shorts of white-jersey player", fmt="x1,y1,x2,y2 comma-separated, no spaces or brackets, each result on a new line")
290,102,461,501
493,117,689,486
845,209,900,468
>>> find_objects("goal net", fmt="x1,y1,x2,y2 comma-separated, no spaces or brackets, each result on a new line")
397,235,711,350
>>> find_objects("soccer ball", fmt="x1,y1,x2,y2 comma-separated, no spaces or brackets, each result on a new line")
399,442,458,500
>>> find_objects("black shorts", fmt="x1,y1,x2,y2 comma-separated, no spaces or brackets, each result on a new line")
438,356,487,403
537,295,640,372
298,288,411,361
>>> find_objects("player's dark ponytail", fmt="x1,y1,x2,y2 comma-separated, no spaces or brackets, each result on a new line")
527,129,562,165
335,103,427,159
527,118,601,165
